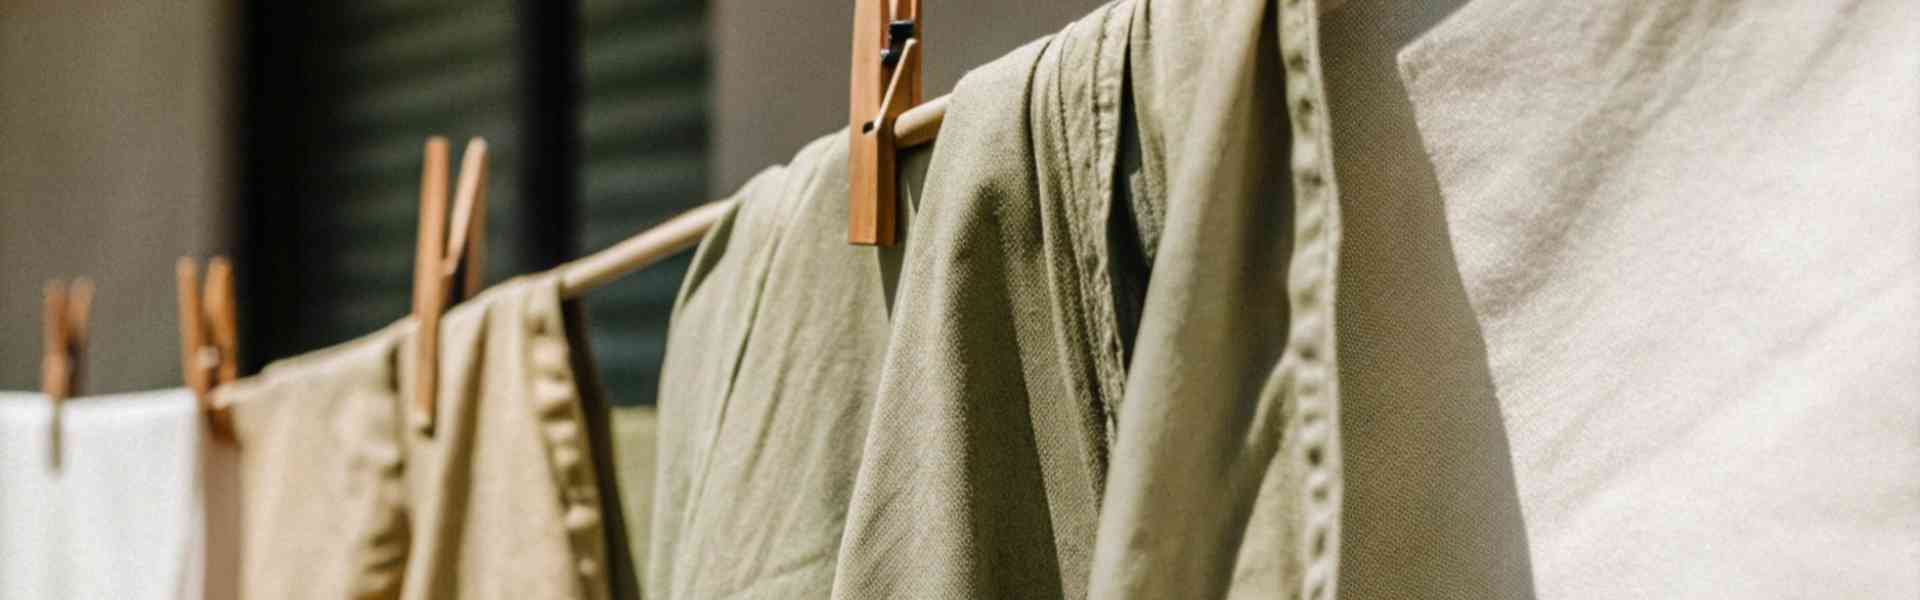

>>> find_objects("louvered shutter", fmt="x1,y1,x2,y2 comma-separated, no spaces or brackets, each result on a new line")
245,0,711,408
245,1,529,362
577,0,711,405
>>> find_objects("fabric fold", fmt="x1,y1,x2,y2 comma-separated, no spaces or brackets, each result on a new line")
221,271,620,600
652,1,1328,598
1394,0,1920,596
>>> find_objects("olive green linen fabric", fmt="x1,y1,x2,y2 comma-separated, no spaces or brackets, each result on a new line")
1086,0,1342,598
1312,1,1538,598
650,9,1130,599
610,406,658,599
647,130,934,598
220,272,620,600
829,6,1131,597
651,0,1334,598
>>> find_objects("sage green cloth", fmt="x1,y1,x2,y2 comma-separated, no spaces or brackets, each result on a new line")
651,8,1127,599
645,26,1082,600
648,129,934,598
651,0,1334,598
221,272,624,600
1086,0,1341,598
1312,1,1536,598
829,5,1133,597
610,406,658,599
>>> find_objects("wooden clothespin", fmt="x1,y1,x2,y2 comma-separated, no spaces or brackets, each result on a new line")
848,0,924,246
177,257,238,441
410,136,489,432
42,277,92,469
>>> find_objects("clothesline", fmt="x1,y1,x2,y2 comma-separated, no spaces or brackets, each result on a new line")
556,0,1345,300
556,95,949,299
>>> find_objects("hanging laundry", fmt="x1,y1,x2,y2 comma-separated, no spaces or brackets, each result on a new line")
219,324,411,598
647,0,1328,598
1385,0,1920,597
647,132,928,598
218,272,637,599
1312,0,1538,597
831,4,1138,598
0,389,238,600
1086,0,1338,597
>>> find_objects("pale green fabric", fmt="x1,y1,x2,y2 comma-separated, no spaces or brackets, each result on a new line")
1088,0,1342,598
1312,1,1536,598
609,406,658,599
650,0,1333,598
830,4,1133,597
648,133,934,599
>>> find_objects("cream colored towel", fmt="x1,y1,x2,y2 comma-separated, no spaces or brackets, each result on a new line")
1396,0,1920,597
0,389,235,600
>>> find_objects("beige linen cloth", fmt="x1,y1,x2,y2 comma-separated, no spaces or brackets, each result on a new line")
220,271,625,599
652,0,1337,598
1319,0,1920,597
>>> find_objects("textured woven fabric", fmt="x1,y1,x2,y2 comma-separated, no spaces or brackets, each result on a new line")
222,329,412,599
1087,0,1344,598
646,132,931,599
1391,0,1920,597
651,5,1122,599
829,5,1131,597
650,1,1330,598
390,272,618,600
220,272,618,600
0,389,236,600
609,406,658,599
1313,1,1539,598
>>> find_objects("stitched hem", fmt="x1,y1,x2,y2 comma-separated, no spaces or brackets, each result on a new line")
1277,0,1345,598
524,276,614,600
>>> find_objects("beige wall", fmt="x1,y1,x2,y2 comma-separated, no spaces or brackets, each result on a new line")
0,1,235,393
709,0,1109,194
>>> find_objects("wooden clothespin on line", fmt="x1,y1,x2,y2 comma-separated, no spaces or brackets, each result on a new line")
176,257,238,441
556,1,963,296
42,277,92,469
411,136,489,433
550,0,1355,295
554,0,1342,284
848,0,925,246
552,95,948,297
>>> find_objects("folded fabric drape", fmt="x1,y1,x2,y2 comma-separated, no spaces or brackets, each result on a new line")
219,271,632,599
649,0,1331,598
1391,0,1920,596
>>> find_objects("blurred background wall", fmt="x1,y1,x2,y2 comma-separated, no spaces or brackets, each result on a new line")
0,1,237,394
0,0,1102,400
